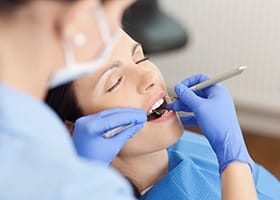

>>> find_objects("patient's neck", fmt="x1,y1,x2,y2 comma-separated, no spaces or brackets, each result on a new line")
111,149,168,194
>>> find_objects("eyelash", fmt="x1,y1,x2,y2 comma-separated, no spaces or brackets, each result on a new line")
106,57,149,93
107,76,123,92
135,57,149,64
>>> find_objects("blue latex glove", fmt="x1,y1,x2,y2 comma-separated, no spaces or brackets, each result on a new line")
72,108,147,165
168,74,253,173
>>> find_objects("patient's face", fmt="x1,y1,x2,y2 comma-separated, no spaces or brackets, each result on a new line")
73,30,183,157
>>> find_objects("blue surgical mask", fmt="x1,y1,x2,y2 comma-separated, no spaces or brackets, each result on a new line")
48,5,120,89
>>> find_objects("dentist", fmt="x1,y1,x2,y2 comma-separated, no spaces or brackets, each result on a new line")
0,0,146,199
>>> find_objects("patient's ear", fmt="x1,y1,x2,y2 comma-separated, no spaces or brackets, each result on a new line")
64,120,74,135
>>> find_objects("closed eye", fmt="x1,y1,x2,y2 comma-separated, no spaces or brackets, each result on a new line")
135,57,150,64
107,76,123,92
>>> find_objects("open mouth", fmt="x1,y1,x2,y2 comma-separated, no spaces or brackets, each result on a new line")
147,97,169,121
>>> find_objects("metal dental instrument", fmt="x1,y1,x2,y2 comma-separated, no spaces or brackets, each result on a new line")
103,123,135,138
103,66,247,138
168,66,247,117
168,66,247,101
189,66,247,91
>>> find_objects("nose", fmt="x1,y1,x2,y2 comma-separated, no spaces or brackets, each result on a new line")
136,68,159,94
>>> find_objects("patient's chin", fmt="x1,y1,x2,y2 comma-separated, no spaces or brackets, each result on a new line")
117,125,184,157
115,113,184,157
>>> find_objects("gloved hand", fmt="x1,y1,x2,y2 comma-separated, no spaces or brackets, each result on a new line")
72,108,147,165
167,74,253,173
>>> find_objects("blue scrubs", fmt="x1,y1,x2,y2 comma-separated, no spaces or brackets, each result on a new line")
0,83,135,200
141,131,280,200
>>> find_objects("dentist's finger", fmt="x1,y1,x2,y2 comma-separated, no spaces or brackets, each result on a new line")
110,123,145,141
166,100,192,112
175,83,204,109
180,74,210,87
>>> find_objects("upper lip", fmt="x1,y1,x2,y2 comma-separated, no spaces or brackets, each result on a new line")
146,92,166,115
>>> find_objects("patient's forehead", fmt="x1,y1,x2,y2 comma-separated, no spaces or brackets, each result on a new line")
74,30,136,89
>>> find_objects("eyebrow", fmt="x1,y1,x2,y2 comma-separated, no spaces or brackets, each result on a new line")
100,61,123,77
100,42,141,76
94,43,142,90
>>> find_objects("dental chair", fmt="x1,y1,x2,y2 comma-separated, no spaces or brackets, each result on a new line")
122,0,188,54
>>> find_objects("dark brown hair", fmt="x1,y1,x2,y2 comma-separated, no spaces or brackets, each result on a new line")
0,0,108,13
46,82,83,123
0,0,28,12
0,0,78,14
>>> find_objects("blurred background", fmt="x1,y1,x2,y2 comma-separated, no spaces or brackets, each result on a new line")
123,0,280,179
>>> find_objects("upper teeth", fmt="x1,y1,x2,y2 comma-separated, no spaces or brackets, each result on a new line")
148,98,164,114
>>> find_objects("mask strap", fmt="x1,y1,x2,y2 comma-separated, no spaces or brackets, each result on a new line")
94,3,111,44
63,4,112,69
63,42,77,68
87,28,121,71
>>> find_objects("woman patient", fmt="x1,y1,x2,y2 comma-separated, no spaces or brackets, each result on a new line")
46,30,279,199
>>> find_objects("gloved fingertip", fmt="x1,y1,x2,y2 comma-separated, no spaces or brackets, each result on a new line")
176,83,192,96
174,83,184,95
166,100,188,112
165,103,173,110
132,108,147,115
116,123,144,140
130,108,147,123
136,114,147,123
176,83,197,103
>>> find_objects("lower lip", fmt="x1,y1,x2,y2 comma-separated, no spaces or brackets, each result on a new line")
148,110,175,123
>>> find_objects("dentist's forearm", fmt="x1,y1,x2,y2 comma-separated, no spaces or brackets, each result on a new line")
221,162,258,200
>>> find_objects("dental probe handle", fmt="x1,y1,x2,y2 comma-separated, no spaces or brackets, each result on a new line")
190,66,247,91
103,123,135,138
